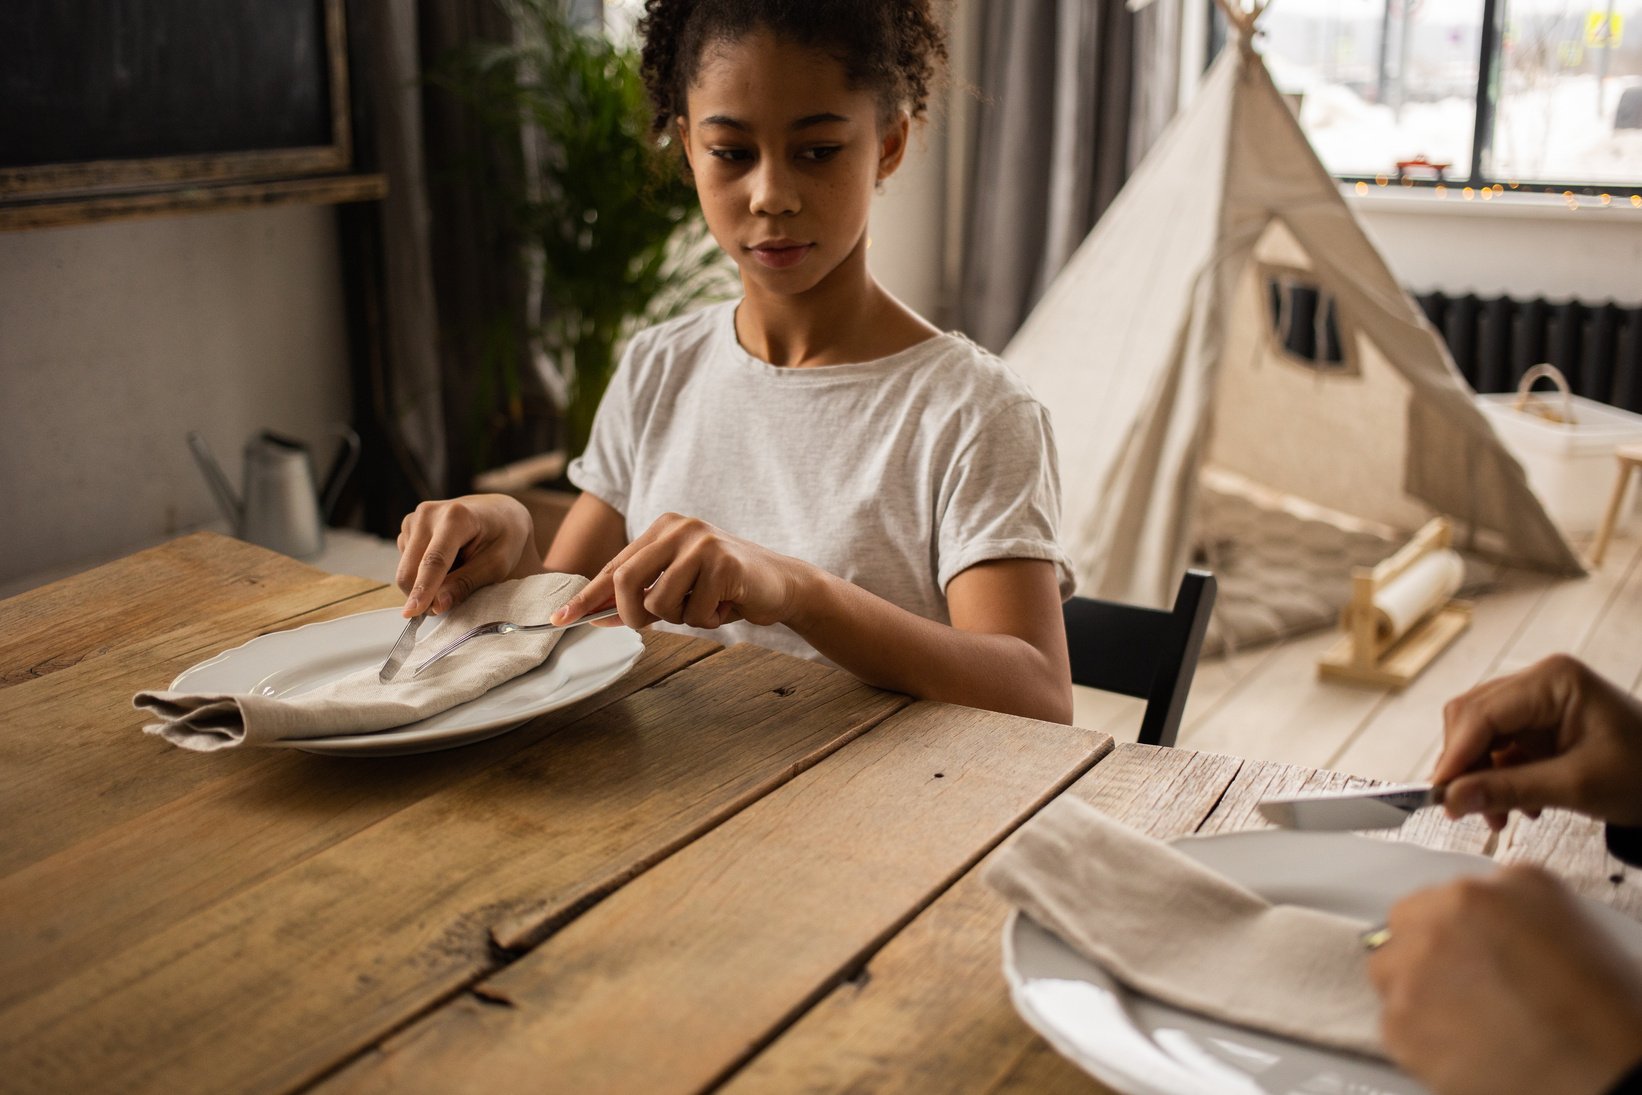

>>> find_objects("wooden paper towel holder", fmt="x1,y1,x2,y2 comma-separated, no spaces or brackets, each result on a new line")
1318,517,1473,689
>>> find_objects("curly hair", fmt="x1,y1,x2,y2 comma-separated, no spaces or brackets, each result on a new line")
637,0,948,137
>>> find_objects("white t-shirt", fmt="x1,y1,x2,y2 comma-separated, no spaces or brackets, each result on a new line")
567,300,1074,661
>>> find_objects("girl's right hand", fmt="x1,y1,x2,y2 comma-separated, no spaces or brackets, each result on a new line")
394,494,542,617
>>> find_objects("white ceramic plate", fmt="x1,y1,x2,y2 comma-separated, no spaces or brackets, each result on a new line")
170,608,645,756
1004,829,1642,1095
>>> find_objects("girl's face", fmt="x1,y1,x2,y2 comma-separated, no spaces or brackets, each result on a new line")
678,31,908,299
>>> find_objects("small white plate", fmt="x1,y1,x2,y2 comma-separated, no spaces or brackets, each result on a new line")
1004,829,1642,1095
170,608,645,756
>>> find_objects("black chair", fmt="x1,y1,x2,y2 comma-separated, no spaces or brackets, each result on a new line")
1062,569,1217,749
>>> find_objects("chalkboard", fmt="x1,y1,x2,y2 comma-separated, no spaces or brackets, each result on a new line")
0,0,352,199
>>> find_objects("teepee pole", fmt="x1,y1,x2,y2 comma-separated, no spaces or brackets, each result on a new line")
1209,0,1260,38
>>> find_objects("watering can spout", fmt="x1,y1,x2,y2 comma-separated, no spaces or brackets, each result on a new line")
187,431,244,532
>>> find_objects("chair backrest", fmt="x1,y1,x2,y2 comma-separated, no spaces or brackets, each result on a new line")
1062,569,1217,749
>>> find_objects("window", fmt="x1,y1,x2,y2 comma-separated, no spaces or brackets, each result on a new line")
1257,0,1642,196
1263,267,1359,374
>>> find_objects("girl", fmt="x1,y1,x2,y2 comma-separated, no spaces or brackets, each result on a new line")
396,0,1076,722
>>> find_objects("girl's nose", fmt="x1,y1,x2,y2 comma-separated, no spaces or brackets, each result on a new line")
748,161,799,217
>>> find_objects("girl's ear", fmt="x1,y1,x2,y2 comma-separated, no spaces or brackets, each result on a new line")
676,115,696,175
876,110,912,184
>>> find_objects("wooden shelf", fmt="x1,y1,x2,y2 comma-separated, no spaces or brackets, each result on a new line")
0,173,388,232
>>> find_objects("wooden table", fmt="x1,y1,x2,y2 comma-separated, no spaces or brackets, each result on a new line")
3,533,1636,1094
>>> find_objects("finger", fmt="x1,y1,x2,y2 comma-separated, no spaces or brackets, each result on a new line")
430,557,510,616
395,522,434,610
1443,761,1578,821
647,556,702,626
614,543,682,628
1432,664,1572,786
553,537,650,624
406,512,473,616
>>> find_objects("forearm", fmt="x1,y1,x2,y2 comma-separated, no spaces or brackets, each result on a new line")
785,564,1073,724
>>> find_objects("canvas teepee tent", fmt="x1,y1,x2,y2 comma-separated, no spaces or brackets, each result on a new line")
1006,13,1583,641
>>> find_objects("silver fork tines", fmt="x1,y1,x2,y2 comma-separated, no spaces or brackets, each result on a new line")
409,607,622,678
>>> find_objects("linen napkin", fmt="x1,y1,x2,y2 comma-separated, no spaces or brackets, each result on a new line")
986,796,1384,1058
136,573,588,752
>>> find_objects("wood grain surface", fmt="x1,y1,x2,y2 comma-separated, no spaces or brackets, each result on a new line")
720,744,1501,1095
0,627,718,1011
0,637,908,1095
4,534,1634,1095
317,707,1110,1095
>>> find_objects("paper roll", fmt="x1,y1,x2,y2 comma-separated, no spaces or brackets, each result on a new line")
1343,548,1464,645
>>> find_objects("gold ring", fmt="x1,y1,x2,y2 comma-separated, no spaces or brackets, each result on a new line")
1361,926,1392,951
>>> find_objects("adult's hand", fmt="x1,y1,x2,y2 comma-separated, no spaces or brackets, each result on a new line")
394,494,541,617
1433,655,1642,829
1368,864,1642,1095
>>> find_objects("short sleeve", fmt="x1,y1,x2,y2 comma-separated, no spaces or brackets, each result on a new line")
936,399,1076,599
566,339,641,516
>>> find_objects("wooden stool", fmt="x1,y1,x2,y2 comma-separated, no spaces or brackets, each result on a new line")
1591,442,1642,567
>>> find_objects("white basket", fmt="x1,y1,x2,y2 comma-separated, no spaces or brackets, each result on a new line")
1477,365,1642,535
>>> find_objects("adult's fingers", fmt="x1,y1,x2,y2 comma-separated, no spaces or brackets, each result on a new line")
1432,661,1573,786
1442,758,1581,821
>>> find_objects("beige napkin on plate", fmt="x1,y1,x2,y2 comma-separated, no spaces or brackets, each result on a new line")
136,573,588,752
986,796,1384,1058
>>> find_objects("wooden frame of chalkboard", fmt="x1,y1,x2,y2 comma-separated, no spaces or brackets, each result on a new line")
0,0,354,201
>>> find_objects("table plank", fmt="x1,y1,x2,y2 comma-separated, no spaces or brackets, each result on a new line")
0,629,719,1012
316,706,1113,1095
714,746,1242,1095
0,644,908,1095
0,583,404,877
1497,809,1642,920
720,745,1501,1094
0,533,379,689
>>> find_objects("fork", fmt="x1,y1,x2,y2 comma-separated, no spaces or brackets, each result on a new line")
409,607,623,678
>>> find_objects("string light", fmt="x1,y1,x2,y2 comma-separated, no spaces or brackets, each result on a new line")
1364,175,1638,213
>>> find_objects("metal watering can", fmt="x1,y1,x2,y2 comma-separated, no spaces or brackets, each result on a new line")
187,427,361,559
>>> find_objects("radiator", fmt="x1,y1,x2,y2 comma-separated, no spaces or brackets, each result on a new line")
1415,292,1642,414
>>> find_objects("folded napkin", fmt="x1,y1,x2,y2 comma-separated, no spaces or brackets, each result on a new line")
136,573,588,752
986,796,1383,1058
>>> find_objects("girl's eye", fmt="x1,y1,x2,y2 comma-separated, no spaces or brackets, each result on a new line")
800,145,843,163
708,147,753,163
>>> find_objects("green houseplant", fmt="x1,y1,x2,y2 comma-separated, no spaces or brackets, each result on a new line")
441,0,730,462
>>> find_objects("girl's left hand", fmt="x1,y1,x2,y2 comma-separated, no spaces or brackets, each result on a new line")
550,513,809,631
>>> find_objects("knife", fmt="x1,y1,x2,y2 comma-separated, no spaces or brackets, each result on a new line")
377,612,428,683
1256,784,1445,831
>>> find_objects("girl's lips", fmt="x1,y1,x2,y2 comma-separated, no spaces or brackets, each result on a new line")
748,243,814,269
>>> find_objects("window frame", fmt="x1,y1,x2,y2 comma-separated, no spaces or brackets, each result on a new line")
1216,0,1642,200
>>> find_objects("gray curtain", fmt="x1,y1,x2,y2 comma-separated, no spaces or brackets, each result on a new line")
1130,0,1185,173
957,0,1184,353
360,0,445,500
